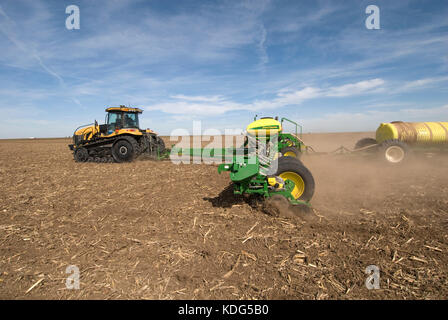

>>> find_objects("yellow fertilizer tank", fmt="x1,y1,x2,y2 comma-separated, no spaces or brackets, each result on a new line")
376,121,448,145
247,117,282,136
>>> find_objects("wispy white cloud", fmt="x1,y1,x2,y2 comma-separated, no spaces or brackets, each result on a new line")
326,78,385,97
145,78,386,115
362,101,416,109
268,4,337,34
302,104,448,133
171,95,225,102
0,4,64,84
257,24,269,70
393,76,448,93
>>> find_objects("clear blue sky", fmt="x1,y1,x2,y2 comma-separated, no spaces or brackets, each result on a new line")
0,0,447,138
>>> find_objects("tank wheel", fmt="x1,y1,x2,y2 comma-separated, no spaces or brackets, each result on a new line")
354,137,377,150
275,157,315,201
74,147,89,162
112,138,138,162
379,139,411,164
280,146,300,158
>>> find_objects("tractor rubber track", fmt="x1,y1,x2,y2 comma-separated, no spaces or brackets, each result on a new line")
74,135,161,163
74,137,116,163
86,155,115,163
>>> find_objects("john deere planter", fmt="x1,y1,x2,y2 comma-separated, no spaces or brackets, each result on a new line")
218,117,314,207
173,116,315,207
172,116,307,161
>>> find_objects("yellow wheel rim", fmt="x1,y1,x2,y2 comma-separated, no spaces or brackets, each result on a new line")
284,151,297,157
279,171,305,199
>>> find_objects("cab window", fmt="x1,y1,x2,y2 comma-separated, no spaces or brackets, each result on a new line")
107,112,122,132
123,113,139,128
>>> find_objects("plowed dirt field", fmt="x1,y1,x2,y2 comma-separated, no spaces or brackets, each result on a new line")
0,134,447,299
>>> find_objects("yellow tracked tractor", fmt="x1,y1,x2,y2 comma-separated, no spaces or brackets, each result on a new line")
68,106,165,163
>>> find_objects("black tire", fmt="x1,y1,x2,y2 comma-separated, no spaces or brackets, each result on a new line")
378,139,411,164
280,146,301,159
156,136,166,153
354,137,377,150
112,138,138,162
74,147,89,162
274,156,315,202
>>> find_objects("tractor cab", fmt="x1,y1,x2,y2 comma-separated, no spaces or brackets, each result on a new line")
104,106,142,135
